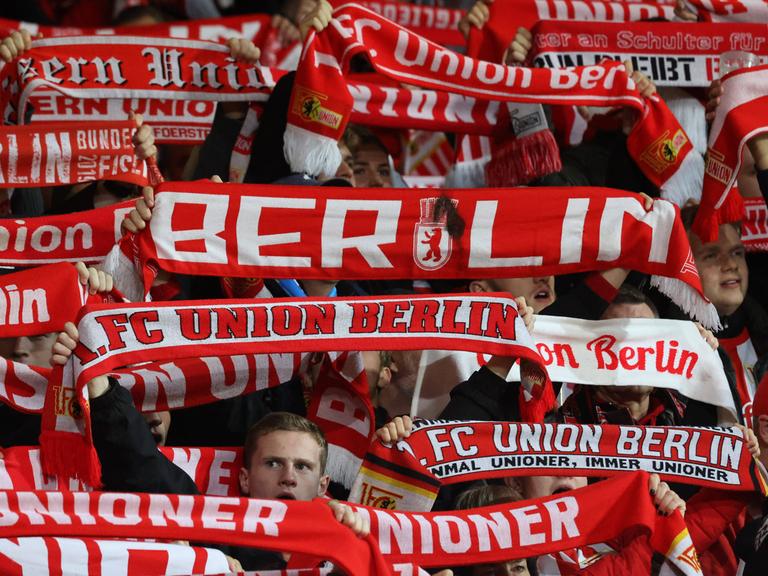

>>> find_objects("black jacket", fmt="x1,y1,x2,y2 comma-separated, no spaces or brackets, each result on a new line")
92,380,198,495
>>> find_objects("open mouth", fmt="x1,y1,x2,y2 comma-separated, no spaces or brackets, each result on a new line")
720,278,741,288
533,288,551,301
552,487,571,495
277,493,296,500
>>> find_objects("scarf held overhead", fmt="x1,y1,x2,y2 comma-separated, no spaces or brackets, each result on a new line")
0,472,701,574
0,36,285,126
417,316,737,419
350,420,765,513
0,199,132,267
40,294,542,487
0,491,391,575
468,0,677,61
286,4,693,194
0,122,157,187
125,182,717,327
693,64,768,243
530,21,768,87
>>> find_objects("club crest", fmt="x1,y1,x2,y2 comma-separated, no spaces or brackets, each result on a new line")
413,197,457,271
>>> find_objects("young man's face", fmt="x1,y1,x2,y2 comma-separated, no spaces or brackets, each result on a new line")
690,224,748,317
352,142,392,187
239,430,329,501
2,334,57,367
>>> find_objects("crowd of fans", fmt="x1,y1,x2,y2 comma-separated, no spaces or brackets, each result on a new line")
1,0,768,574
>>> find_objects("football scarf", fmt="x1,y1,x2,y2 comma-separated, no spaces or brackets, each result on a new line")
0,122,157,187
719,327,759,424
694,65,768,243
350,420,766,513
467,0,677,82
40,294,541,487
0,472,702,575
0,491,391,575
0,537,231,575
0,14,277,45
685,0,768,22
530,21,768,88
0,263,87,338
416,316,738,420
742,196,768,251
114,181,718,328
0,36,285,126
285,4,694,192
357,1,465,46
0,445,243,496
0,199,132,268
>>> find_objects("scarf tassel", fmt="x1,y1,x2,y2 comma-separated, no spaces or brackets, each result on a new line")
283,124,342,179
485,129,562,187
39,431,102,489
651,274,721,331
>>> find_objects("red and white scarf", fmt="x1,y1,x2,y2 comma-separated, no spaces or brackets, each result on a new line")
0,200,132,267
0,536,231,575
742,196,768,251
350,420,765,512
693,65,768,243
0,491,392,575
416,316,738,420
40,295,542,487
0,121,158,187
0,36,285,126
112,181,718,328
0,472,702,575
0,263,87,337
467,0,677,84
0,351,302,417
530,20,768,88
0,445,243,496
285,3,694,191
719,328,759,425
685,0,768,21
357,1,465,46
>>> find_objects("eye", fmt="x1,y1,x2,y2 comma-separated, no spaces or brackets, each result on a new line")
296,462,310,471
265,459,280,468
378,166,391,177
733,248,745,259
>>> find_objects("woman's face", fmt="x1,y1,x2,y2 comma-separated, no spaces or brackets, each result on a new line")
472,559,530,576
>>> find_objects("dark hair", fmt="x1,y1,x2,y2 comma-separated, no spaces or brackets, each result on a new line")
607,284,660,318
243,412,328,471
342,124,388,156
680,203,740,234
454,483,522,510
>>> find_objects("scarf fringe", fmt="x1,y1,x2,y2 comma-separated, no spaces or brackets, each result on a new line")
651,274,721,331
660,148,704,207
102,243,145,303
39,431,102,489
444,158,488,188
283,124,341,178
325,444,362,489
485,130,562,187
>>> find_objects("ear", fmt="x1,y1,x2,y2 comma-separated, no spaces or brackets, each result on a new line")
378,366,392,390
469,280,491,293
318,474,331,496
758,415,768,446
238,467,250,496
